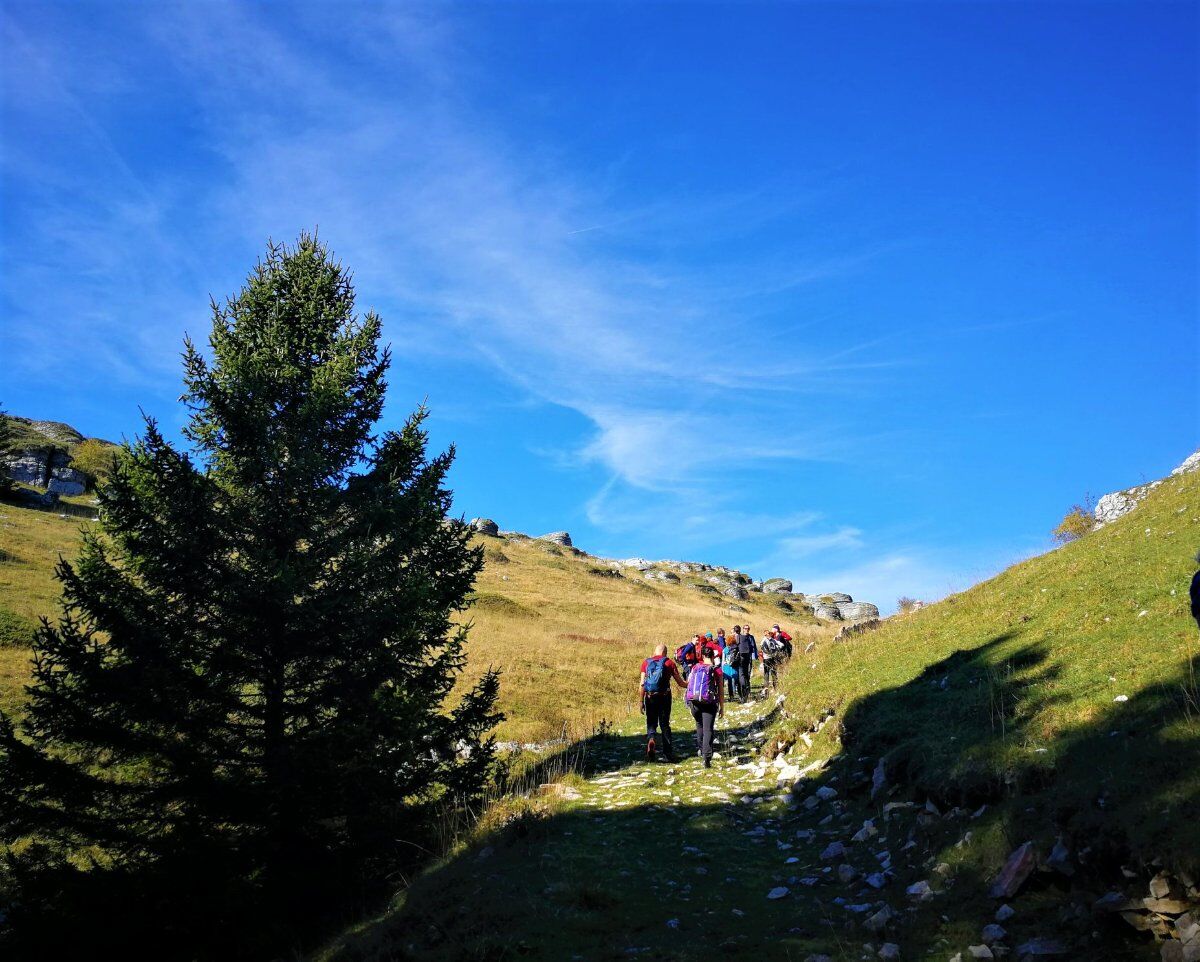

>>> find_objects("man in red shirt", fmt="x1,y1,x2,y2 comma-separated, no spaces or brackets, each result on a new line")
639,644,687,762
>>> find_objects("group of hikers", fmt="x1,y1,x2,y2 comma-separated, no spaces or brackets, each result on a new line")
638,623,794,767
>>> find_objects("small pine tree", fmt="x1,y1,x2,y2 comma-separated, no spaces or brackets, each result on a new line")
0,235,502,954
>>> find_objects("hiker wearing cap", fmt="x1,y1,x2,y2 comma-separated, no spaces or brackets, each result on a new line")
700,630,722,661
639,644,687,762
684,645,725,768
772,623,793,658
760,629,786,692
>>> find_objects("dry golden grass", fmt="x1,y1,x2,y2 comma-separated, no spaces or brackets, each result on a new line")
0,497,832,740
459,537,830,741
0,501,89,716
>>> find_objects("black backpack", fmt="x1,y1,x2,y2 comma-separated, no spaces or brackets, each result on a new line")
727,646,743,669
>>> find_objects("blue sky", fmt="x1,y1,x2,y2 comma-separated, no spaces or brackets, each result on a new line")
1,1,1196,611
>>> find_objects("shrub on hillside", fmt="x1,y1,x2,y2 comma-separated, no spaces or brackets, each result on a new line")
1053,501,1097,543
69,438,116,489
0,608,34,648
897,596,919,613
0,235,503,957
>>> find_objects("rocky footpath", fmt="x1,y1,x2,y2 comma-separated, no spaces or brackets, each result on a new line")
445,688,1169,961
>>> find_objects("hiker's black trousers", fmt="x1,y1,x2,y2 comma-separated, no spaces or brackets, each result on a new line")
689,701,718,760
737,660,752,698
762,660,779,690
645,694,674,757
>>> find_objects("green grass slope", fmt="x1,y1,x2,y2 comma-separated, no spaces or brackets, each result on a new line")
774,466,1200,870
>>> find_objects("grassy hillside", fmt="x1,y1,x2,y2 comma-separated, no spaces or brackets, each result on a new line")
0,498,831,740
460,536,828,741
319,470,1197,962
0,501,87,716
772,465,1200,868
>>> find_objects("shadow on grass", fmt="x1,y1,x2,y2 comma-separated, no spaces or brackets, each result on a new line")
839,633,1200,871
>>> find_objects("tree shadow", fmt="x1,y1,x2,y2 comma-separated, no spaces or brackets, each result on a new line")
839,632,1200,871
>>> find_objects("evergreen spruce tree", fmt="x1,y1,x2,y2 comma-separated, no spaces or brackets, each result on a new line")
0,235,502,954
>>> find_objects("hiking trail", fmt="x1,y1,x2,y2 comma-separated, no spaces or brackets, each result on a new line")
342,683,1086,962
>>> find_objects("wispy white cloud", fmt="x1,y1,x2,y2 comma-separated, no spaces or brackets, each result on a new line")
3,3,916,603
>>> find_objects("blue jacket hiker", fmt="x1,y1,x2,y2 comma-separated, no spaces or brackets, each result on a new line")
640,644,686,762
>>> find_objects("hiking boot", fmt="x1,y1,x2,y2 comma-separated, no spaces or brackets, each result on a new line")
645,736,656,762
703,757,712,769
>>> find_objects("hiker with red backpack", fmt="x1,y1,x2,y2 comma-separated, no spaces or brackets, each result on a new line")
639,644,686,762
763,628,792,690
771,623,793,658
685,646,725,768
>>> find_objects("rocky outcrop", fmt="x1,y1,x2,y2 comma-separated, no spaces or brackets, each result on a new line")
813,603,842,622
836,601,879,621
469,518,499,536
5,447,86,494
537,531,573,547
762,578,793,594
1094,448,1200,528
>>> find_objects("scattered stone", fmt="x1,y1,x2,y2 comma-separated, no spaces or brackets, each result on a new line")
871,758,887,799
537,530,573,547
1045,838,1074,877
468,517,499,536
816,786,838,801
1093,891,1138,913
1151,873,1174,899
996,904,1015,922
865,872,887,889
537,782,582,800
905,880,933,901
837,863,857,883
852,820,878,843
967,946,994,960
767,886,789,900
878,943,900,961
981,923,1007,944
864,905,893,933
989,842,1036,898
1145,898,1191,915
838,601,880,621
820,841,846,861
